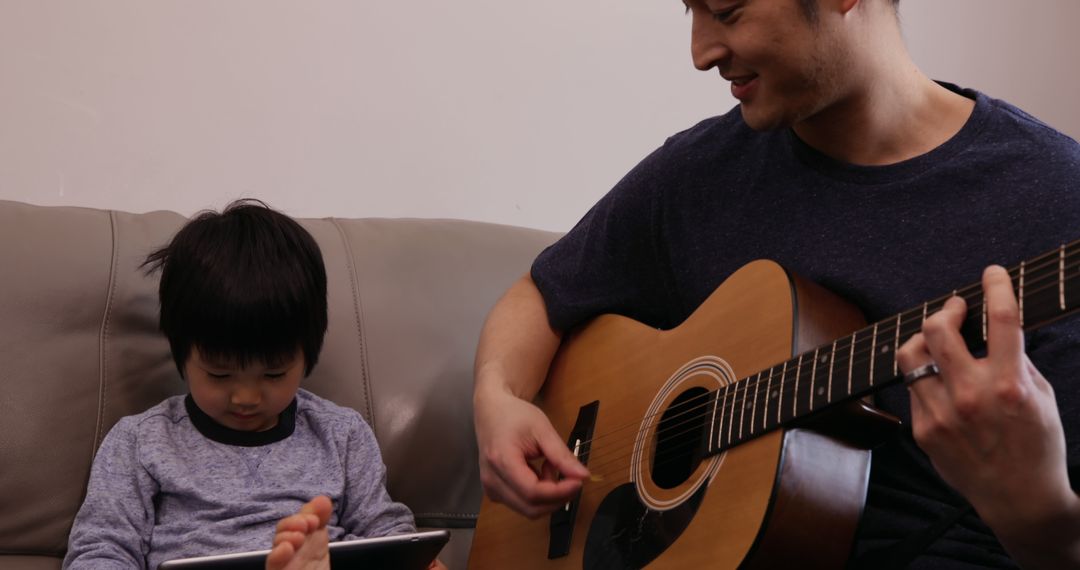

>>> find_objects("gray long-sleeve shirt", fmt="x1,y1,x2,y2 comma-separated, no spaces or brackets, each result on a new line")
64,388,415,569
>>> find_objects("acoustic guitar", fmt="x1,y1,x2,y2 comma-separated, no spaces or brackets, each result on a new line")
469,242,1080,569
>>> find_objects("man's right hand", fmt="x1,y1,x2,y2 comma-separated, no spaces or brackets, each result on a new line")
474,384,589,519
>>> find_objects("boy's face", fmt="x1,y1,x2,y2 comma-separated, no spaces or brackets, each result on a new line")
185,346,305,432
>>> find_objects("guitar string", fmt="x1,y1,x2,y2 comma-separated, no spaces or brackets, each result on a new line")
577,267,1028,471
552,253,1075,503
567,254,1079,479
576,258,1076,476
576,252,1074,462
577,272,1079,491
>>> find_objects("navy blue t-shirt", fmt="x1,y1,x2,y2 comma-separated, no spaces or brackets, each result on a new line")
532,84,1080,567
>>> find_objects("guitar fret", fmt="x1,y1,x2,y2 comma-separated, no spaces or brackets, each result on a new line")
827,341,837,403
792,354,803,418
727,380,737,445
1062,245,1067,311
869,323,878,387
717,384,728,449
982,296,988,342
776,361,787,425
893,313,901,376
1019,261,1026,328
749,371,761,436
709,388,720,453
762,367,773,431
847,331,856,396
922,301,928,324
737,379,746,441
809,348,819,411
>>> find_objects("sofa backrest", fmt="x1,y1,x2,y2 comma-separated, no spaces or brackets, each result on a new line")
0,199,558,569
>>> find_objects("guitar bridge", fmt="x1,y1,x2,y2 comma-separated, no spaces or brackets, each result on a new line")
548,400,599,559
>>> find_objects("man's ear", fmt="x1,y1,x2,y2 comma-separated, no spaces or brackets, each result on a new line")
822,0,860,16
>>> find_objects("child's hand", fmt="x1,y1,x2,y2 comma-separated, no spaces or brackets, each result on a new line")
266,496,332,570
427,558,448,570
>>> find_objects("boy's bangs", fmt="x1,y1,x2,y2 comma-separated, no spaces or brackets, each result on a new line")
171,272,322,373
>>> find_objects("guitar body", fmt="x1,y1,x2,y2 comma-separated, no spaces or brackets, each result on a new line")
470,260,886,569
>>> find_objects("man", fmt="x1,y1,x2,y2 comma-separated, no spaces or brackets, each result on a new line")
473,0,1080,567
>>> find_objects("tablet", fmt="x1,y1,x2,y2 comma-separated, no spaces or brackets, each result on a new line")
158,529,449,570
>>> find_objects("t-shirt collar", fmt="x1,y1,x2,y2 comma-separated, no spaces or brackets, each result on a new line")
184,394,297,447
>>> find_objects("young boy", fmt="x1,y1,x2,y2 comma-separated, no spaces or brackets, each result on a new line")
63,201,438,569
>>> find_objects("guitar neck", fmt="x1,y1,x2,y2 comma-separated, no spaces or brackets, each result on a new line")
704,241,1080,456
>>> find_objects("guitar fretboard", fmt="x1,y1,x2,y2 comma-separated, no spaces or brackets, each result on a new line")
702,241,1080,456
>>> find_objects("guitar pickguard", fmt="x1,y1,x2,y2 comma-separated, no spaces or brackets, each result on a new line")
583,483,707,569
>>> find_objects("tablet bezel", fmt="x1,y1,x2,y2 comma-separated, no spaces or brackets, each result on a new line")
157,529,450,570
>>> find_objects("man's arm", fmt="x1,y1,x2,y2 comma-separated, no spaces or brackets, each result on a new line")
898,266,1080,568
472,274,589,518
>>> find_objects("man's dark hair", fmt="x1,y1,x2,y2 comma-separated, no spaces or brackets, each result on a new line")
143,199,328,378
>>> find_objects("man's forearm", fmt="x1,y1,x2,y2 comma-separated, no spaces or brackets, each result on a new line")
474,274,562,402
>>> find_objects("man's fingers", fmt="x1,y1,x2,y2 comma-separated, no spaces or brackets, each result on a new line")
481,426,588,517
537,430,590,480
495,454,582,516
982,265,1025,374
921,295,978,399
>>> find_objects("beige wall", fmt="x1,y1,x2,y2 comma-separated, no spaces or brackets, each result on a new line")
2,1,1077,231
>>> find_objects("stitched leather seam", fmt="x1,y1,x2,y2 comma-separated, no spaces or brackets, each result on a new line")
93,210,120,455
329,218,375,432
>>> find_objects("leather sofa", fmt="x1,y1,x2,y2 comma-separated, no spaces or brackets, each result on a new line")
0,199,558,569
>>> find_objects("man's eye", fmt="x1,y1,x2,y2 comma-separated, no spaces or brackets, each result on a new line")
712,8,737,22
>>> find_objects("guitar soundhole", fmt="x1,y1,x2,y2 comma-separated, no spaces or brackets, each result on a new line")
652,387,708,489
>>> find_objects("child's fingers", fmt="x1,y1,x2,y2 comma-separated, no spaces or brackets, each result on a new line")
272,529,308,548
275,513,319,534
300,495,333,528
265,541,296,570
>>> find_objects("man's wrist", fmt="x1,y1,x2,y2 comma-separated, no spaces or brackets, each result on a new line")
983,489,1080,568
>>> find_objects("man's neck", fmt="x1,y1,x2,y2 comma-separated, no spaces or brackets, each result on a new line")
791,6,976,167
793,71,975,166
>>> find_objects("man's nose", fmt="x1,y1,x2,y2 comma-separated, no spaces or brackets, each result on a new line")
690,18,730,71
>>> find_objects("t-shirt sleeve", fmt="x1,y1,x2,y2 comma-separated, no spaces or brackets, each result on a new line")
337,415,416,539
531,143,679,332
63,418,158,570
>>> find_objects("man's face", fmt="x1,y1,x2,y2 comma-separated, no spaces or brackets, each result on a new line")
185,346,305,432
684,0,849,130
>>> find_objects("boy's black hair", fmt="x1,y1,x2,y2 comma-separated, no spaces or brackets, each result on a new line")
143,200,328,378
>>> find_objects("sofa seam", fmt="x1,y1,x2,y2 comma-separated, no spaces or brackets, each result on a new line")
329,217,376,434
93,210,120,455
